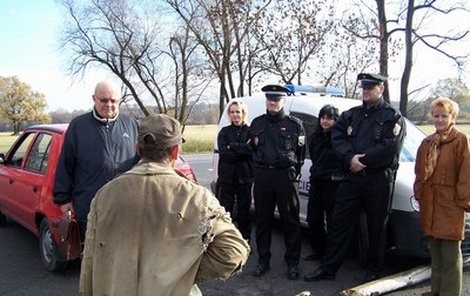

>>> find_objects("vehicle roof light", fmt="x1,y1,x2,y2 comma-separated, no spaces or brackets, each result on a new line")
284,83,345,97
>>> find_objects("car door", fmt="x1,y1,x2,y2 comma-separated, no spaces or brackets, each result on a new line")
0,132,36,224
289,111,319,224
13,132,53,232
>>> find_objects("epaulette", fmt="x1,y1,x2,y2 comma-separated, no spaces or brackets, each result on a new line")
287,114,303,126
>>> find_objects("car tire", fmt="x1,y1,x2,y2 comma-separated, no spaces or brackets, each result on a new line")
39,219,68,272
357,211,369,268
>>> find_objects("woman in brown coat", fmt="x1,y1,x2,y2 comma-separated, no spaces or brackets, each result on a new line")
414,97,470,296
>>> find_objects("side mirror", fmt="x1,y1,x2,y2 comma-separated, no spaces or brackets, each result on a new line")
0,153,4,164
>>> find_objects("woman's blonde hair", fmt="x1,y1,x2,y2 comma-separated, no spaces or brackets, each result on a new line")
429,96,459,123
226,99,249,125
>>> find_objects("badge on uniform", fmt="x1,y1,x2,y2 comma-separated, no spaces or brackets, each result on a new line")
298,135,305,146
393,123,401,136
347,126,353,136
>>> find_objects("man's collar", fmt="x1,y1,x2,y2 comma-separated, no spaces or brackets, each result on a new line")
92,108,119,123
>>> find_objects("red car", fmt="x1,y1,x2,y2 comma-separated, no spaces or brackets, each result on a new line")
0,124,197,271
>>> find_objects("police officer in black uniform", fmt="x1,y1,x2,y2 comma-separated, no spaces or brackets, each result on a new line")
249,85,306,280
304,73,406,283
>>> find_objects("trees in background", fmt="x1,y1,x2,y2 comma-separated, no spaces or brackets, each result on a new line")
59,0,342,118
165,0,270,115
252,0,335,86
0,76,51,134
342,0,470,116
407,78,470,122
56,0,470,121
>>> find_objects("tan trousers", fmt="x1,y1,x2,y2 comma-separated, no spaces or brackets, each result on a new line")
429,238,462,296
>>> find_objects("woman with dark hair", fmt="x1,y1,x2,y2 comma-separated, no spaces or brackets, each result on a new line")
304,104,343,262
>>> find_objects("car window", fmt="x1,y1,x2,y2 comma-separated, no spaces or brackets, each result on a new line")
8,132,36,168
290,112,318,160
400,119,426,162
24,133,52,174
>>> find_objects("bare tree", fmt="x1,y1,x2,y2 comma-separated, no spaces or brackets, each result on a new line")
166,23,215,128
253,0,335,85
315,23,378,99
343,0,470,115
165,0,270,117
59,0,212,124
60,0,154,115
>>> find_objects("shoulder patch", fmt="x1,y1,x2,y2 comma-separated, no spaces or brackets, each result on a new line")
298,135,305,146
393,123,402,136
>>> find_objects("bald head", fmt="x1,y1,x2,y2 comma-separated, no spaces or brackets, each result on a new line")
92,80,121,119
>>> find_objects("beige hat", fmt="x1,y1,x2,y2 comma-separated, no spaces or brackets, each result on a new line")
138,114,183,149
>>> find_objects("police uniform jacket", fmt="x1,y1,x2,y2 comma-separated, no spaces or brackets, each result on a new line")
308,130,344,181
79,161,250,296
249,108,305,175
217,124,254,184
414,126,470,241
332,98,405,175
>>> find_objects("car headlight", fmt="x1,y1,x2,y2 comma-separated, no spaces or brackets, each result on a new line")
410,195,420,212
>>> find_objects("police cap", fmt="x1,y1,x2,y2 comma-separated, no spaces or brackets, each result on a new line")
262,84,290,100
357,73,387,87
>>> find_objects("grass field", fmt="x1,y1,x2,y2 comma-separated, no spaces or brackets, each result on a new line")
0,125,219,155
2,124,470,155
416,124,470,135
0,132,18,154
181,125,217,154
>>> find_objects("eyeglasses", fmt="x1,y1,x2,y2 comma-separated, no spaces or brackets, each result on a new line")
94,96,120,104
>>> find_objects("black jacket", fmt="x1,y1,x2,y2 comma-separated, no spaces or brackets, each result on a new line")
249,108,305,176
53,110,139,222
217,124,254,184
332,98,406,174
308,130,344,181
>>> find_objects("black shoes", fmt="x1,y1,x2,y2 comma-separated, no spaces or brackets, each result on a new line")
252,264,270,277
303,268,335,282
252,263,299,280
286,265,299,280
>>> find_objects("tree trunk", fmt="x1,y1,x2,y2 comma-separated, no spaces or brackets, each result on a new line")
400,0,415,117
376,0,390,103
13,121,21,135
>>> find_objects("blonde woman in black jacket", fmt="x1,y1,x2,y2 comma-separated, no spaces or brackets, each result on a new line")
217,100,254,242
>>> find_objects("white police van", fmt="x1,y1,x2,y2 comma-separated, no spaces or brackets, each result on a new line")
210,84,470,259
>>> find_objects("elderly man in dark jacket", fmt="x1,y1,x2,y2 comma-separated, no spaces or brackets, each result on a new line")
53,80,139,240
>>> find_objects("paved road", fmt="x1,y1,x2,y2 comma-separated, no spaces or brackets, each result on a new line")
0,154,468,295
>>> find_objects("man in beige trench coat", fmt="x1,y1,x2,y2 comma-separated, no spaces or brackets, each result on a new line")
79,114,250,296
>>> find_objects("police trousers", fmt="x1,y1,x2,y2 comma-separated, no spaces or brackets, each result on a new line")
321,170,394,274
253,168,301,267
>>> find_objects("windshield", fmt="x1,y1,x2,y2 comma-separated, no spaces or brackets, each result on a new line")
400,119,426,162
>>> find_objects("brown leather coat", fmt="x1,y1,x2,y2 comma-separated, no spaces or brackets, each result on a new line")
414,126,470,241
79,162,250,296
